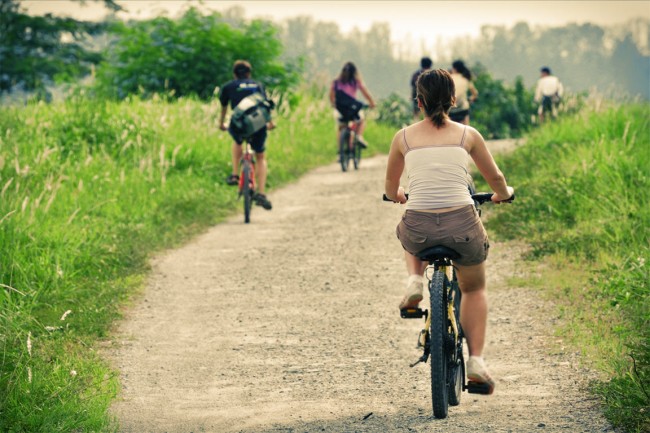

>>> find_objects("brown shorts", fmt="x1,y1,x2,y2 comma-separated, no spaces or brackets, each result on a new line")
396,205,489,266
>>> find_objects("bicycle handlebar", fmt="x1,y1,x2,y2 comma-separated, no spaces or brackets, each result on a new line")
382,193,515,204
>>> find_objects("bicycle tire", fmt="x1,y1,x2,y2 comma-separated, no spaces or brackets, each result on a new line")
242,162,252,223
339,129,350,172
448,277,464,407
429,270,449,419
353,138,361,170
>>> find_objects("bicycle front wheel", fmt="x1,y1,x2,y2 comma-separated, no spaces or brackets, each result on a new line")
339,129,350,172
241,162,253,224
429,270,449,418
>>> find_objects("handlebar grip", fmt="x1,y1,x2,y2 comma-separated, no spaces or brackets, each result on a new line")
383,193,409,202
471,193,515,204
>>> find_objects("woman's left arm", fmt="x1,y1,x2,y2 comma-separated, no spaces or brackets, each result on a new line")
385,130,407,203
358,81,376,108
469,81,479,102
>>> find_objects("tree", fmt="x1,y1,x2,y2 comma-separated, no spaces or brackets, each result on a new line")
95,7,300,100
0,0,116,96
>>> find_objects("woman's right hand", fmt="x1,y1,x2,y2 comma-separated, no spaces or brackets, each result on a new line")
491,186,515,203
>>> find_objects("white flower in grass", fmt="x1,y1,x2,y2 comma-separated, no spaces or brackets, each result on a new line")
27,367,32,383
60,310,72,321
70,370,77,377
27,332,32,356
44,326,62,332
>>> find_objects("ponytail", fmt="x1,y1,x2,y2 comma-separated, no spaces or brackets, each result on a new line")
416,69,455,127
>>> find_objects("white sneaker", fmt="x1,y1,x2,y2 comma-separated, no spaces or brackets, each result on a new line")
466,356,495,394
398,277,423,310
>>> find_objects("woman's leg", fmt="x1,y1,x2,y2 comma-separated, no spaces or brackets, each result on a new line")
455,261,488,357
405,250,427,276
398,251,428,309
357,118,366,137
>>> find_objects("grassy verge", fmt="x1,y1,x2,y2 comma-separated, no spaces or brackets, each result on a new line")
478,102,649,432
0,91,394,431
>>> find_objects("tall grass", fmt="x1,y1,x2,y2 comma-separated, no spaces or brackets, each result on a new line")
0,91,394,431
480,102,649,432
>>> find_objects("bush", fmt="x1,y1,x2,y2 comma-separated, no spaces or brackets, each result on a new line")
480,103,649,432
95,8,301,100
375,92,413,128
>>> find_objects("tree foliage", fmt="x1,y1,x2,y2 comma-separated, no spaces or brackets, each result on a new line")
0,0,110,96
95,8,301,100
280,16,415,99
444,20,650,100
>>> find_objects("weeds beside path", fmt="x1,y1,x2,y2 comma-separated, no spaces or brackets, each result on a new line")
107,149,615,432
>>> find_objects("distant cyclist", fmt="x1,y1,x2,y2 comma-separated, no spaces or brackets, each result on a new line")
411,57,433,122
449,60,478,125
534,66,563,123
329,62,376,153
218,60,274,210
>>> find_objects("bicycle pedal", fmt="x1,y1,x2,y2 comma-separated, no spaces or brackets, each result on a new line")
400,308,427,319
466,380,493,395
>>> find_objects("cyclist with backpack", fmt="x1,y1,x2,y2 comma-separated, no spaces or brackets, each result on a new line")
219,60,274,210
329,62,376,153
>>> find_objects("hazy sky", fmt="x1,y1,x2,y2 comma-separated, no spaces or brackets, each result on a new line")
22,1,650,46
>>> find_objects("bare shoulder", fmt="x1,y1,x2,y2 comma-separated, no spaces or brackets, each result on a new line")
391,128,407,153
463,125,486,152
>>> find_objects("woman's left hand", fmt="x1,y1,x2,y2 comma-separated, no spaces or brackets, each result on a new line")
396,186,408,204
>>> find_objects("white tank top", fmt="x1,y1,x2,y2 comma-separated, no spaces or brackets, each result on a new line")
403,126,474,210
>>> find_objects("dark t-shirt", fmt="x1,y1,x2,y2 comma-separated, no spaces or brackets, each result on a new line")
411,69,424,100
219,78,266,109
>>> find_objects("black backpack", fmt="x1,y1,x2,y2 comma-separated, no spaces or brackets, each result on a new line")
230,93,275,137
334,81,363,121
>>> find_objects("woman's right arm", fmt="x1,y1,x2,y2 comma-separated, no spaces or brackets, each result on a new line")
466,128,513,202
385,130,407,203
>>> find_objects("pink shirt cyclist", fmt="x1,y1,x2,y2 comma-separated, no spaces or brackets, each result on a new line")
329,62,376,148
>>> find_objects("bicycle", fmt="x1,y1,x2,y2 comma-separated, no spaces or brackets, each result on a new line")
238,141,256,224
338,105,367,172
383,191,513,418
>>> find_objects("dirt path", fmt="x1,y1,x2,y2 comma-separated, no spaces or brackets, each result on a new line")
107,142,615,432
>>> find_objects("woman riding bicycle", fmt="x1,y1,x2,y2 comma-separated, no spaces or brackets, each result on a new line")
449,60,478,125
384,68,514,394
329,62,376,151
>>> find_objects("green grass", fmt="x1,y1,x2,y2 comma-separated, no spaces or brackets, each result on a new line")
0,91,394,431
478,102,650,433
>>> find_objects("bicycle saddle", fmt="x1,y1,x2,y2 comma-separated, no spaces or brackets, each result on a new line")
416,245,460,262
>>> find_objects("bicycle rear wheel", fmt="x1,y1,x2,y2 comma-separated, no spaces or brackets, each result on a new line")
353,139,361,170
339,129,350,172
241,162,253,223
448,278,463,406
429,270,449,418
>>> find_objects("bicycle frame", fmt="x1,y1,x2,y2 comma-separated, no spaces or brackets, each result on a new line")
238,143,256,193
